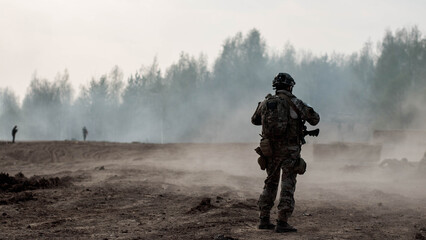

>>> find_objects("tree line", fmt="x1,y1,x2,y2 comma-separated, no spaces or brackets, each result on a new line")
1,27,425,142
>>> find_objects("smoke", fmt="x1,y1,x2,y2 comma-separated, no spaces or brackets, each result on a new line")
0,27,425,146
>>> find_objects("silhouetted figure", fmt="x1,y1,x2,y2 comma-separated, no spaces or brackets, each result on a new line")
82,126,88,141
252,73,320,233
11,125,18,143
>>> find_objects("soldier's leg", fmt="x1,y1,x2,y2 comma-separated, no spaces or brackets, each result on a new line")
275,168,298,233
258,157,281,218
277,168,297,222
277,148,300,222
258,158,281,229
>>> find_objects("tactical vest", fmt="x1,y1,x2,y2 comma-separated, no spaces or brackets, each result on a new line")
261,95,289,140
261,94,302,144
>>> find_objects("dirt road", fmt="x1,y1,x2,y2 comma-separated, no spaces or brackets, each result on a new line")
1,141,425,239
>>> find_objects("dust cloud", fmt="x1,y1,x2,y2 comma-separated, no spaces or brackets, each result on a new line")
1,27,425,195
0,27,424,148
0,27,424,203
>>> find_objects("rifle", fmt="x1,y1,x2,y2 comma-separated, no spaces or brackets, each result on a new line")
301,121,319,145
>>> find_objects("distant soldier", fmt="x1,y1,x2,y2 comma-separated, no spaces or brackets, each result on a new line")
11,125,18,143
252,73,320,233
82,126,88,141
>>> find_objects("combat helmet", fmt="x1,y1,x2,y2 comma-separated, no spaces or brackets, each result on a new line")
273,73,295,89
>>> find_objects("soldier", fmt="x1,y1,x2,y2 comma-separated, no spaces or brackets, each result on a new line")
82,126,88,141
11,125,18,143
252,73,320,233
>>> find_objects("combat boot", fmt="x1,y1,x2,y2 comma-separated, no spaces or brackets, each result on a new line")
275,220,297,233
258,216,275,230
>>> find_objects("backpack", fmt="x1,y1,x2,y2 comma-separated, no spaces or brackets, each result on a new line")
261,95,290,139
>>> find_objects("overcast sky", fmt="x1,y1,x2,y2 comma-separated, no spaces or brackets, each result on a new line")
1,0,425,99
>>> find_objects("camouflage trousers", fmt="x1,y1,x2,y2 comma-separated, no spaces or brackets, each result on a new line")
258,144,300,222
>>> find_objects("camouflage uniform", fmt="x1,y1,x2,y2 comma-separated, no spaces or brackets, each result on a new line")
252,89,320,222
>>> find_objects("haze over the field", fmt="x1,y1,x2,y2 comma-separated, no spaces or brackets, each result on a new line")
1,0,426,97
1,1,426,144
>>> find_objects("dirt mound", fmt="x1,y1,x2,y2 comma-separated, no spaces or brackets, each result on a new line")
188,197,217,214
214,234,239,240
0,172,71,192
414,226,426,240
416,233,426,240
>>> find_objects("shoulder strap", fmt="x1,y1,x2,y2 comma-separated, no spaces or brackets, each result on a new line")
279,94,303,118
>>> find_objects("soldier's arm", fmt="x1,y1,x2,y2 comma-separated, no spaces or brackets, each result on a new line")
251,101,263,126
293,98,320,126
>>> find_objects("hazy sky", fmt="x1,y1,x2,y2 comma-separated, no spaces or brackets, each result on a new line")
1,0,425,99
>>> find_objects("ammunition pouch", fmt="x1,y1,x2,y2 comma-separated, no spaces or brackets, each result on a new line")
294,158,307,175
259,138,273,157
255,146,268,171
257,156,267,171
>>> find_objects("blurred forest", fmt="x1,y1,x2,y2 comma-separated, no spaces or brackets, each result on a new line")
1,26,425,142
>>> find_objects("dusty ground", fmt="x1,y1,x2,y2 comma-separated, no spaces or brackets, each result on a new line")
0,141,425,240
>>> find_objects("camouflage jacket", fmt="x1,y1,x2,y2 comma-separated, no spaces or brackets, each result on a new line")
251,90,320,143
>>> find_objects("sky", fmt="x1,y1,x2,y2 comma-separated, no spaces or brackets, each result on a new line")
0,0,425,99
